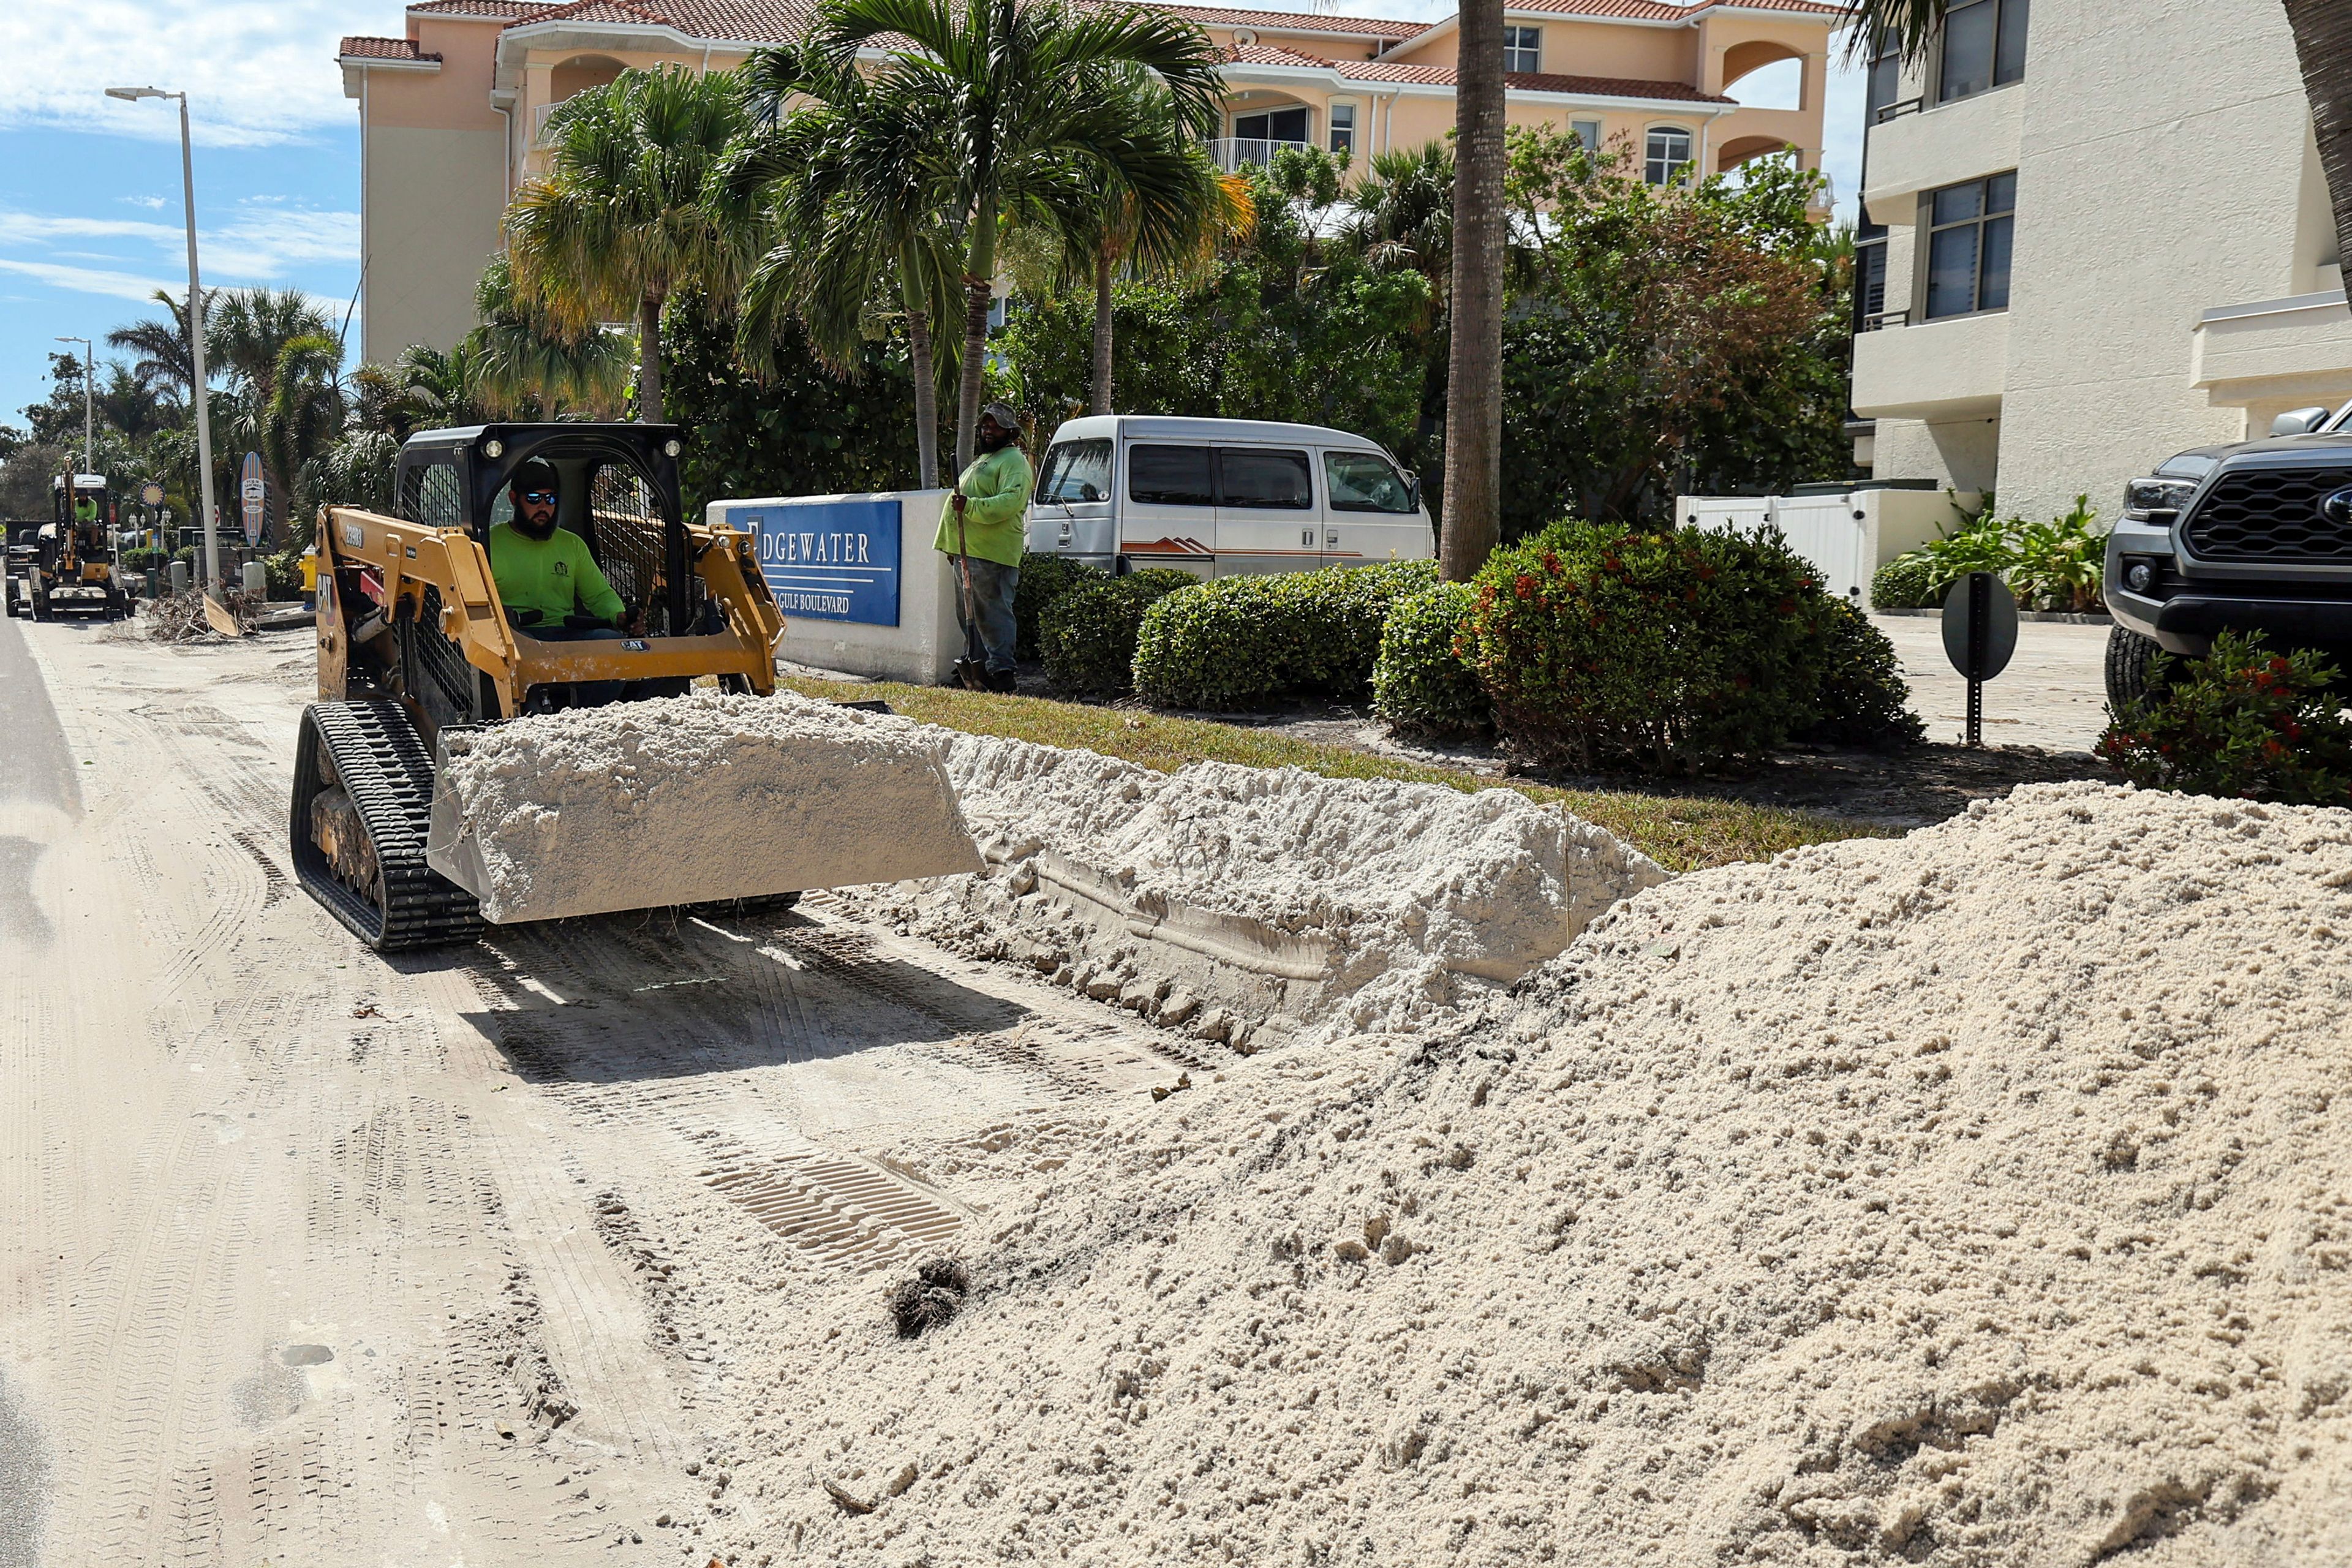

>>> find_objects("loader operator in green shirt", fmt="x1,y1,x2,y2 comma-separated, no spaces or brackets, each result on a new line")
932,402,1034,693
489,459,636,704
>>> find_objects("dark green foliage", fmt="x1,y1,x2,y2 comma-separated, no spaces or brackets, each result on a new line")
659,289,935,526
1371,581,1491,737
1012,552,1103,661
1801,600,1925,749
2099,631,2352,804
997,151,1436,481
1039,568,1200,695
1870,552,1938,609
1498,135,1852,532
1458,520,1831,773
1131,561,1439,710
263,548,307,600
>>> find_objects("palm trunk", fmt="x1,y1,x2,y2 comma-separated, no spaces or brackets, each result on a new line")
1439,0,1506,582
1090,243,1115,415
2283,0,2352,273
956,194,999,475
900,247,940,491
636,293,665,423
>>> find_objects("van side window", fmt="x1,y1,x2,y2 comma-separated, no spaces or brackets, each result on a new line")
1038,439,1112,503
1128,445,1213,506
1323,451,1417,514
1216,448,1312,509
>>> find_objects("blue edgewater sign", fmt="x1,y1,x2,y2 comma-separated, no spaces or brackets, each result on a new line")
722,497,902,627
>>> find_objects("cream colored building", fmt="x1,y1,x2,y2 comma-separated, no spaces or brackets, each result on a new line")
1849,0,2352,525
339,0,1839,367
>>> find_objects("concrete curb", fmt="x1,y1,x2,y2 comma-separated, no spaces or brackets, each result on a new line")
1872,608,2113,626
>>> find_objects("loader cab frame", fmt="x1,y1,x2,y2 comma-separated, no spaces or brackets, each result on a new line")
393,423,697,637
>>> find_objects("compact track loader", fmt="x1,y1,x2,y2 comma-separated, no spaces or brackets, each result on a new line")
293,422,976,950
7,474,125,620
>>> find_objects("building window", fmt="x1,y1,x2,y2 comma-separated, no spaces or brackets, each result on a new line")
1865,26,1901,120
1644,126,1693,186
1570,118,1601,153
1329,102,1355,154
1854,224,1890,329
1922,171,2015,318
1503,25,1540,74
1234,107,1310,146
1936,0,2027,104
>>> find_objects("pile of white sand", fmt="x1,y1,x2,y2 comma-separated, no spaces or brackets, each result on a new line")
428,692,979,922
860,734,1665,1048
700,783,2352,1566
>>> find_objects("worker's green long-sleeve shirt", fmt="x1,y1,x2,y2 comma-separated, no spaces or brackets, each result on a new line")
932,445,1035,569
489,522,626,628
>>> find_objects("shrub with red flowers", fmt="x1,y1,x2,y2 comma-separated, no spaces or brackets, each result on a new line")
2098,630,2352,804
1457,519,1834,772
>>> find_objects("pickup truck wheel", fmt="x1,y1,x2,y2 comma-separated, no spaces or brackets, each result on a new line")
2103,626,2170,712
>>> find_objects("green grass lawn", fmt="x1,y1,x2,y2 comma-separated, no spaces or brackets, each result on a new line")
783,678,1885,872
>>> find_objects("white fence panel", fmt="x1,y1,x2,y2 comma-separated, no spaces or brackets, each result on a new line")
1768,494,1874,603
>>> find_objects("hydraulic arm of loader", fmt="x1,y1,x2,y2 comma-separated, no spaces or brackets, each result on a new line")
315,506,786,714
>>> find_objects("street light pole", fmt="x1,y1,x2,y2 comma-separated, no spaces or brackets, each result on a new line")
53,336,92,477
107,86,219,592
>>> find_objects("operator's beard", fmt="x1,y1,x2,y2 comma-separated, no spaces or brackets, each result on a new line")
514,512,557,541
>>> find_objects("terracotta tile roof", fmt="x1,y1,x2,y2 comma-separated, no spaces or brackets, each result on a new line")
1162,4,1427,39
1298,55,1733,100
1227,42,1344,66
407,0,560,17
338,35,443,60
499,0,820,37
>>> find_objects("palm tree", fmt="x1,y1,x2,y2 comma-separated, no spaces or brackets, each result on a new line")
106,286,212,407
504,65,759,423
1346,144,1454,296
817,0,1226,470
1848,1,2351,269
1441,0,1506,582
734,42,962,487
262,334,350,545
465,255,633,418
206,287,334,408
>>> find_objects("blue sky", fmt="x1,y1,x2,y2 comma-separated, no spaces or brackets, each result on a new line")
0,0,1861,433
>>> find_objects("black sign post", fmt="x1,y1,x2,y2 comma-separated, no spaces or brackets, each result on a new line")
1940,571,2018,747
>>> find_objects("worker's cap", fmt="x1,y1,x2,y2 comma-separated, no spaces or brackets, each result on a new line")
507,458,559,494
979,401,1020,429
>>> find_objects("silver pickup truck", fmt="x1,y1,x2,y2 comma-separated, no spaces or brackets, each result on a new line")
2104,400,2352,705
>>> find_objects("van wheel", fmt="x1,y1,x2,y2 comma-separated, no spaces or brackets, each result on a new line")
2103,627,2171,712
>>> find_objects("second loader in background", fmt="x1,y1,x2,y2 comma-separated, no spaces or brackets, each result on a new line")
293,421,979,951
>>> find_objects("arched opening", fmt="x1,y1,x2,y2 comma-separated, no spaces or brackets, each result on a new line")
550,53,627,101
1721,41,1805,110
1716,135,1800,175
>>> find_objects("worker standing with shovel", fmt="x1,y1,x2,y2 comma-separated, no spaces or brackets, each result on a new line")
935,402,1033,693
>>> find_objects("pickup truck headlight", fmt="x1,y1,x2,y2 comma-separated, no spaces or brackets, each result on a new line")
2122,477,2198,520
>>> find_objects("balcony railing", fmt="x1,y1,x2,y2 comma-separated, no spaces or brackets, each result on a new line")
1207,136,1312,172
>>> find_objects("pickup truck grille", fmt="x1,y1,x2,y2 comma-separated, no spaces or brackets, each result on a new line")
2183,465,2352,564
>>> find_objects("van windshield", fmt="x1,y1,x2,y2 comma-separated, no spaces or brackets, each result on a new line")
1037,439,1111,503
1323,451,1416,514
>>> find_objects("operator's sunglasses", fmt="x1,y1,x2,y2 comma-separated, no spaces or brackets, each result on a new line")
517,489,557,503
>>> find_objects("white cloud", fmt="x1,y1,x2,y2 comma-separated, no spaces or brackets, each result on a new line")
0,0,369,147
0,198,360,285
0,257,177,301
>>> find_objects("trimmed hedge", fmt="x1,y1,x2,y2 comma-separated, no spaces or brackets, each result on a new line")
1012,551,1101,661
1871,552,1937,609
1458,520,1830,773
1039,568,1200,695
1131,560,1439,710
1801,600,1925,749
1371,581,1490,738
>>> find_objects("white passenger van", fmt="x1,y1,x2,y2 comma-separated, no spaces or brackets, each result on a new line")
1023,414,1434,577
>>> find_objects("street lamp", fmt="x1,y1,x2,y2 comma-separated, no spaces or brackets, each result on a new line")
105,85,219,592
53,335,92,481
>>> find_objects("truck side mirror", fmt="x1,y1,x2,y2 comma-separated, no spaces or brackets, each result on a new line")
1406,473,1423,511
2271,406,2332,437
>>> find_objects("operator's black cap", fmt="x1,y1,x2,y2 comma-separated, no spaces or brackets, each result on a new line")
509,459,559,496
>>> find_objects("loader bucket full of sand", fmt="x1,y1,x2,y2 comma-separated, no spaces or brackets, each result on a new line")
423,692,984,924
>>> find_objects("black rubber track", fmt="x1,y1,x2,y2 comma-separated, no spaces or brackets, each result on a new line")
290,700,484,951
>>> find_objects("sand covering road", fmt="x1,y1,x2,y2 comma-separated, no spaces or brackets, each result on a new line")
703,782,2352,1566
866,734,1667,1049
